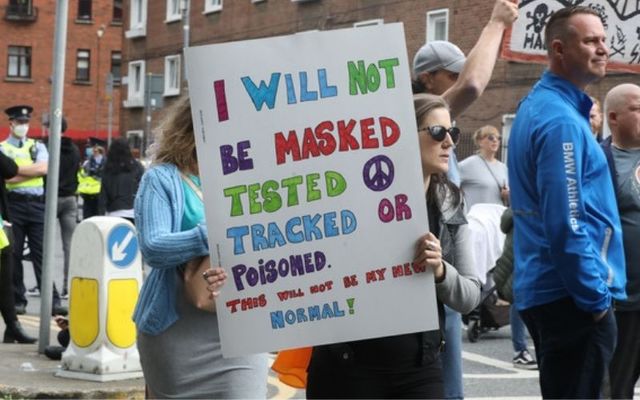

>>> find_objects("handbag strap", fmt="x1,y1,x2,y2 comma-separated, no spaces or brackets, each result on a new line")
478,155,504,192
180,172,203,202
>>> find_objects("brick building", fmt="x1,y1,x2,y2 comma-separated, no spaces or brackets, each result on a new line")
0,0,123,144
121,0,636,159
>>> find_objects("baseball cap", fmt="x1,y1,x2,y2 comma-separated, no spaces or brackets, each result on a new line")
413,41,466,76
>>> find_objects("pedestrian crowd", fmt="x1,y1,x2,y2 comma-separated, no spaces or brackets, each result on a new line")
1,2,639,399
0,107,143,359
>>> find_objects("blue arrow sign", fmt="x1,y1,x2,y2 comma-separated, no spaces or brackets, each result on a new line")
107,224,138,268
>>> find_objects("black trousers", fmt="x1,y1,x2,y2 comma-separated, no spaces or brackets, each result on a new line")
306,344,444,399
520,297,616,399
9,198,60,307
81,195,100,219
609,309,640,399
0,245,17,325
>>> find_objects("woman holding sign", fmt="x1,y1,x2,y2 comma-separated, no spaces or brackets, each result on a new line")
132,95,269,398
306,93,481,398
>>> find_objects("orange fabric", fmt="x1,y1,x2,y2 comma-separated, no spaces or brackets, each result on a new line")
271,347,312,389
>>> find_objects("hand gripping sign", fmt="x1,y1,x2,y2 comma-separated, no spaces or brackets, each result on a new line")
185,23,438,357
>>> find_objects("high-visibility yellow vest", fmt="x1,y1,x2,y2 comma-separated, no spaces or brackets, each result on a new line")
77,169,101,196
0,139,44,191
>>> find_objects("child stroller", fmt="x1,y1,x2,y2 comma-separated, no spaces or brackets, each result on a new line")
463,285,510,343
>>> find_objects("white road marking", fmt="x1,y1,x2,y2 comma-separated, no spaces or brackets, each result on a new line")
462,351,539,379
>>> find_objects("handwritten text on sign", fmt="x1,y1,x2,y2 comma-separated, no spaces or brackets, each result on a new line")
186,24,437,358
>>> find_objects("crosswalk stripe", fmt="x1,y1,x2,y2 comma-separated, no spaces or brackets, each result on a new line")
462,351,538,379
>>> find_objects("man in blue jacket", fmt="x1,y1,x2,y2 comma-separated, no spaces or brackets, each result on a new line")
507,6,626,399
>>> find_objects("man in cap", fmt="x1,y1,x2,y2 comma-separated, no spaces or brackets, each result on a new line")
411,1,518,398
1,105,66,316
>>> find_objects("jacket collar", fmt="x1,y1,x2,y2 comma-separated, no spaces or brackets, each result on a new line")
538,70,593,119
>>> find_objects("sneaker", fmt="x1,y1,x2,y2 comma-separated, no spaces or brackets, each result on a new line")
513,349,537,370
60,290,69,300
26,286,40,297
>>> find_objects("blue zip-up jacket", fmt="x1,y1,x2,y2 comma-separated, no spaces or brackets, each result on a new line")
132,163,209,335
507,70,626,313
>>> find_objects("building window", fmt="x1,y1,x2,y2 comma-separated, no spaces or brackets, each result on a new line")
125,60,145,107
166,0,181,21
204,0,222,14
75,49,91,82
113,0,123,22
353,19,383,28
110,51,122,84
126,0,147,38
77,0,92,20
426,9,449,42
164,55,181,96
7,46,31,79
7,0,35,17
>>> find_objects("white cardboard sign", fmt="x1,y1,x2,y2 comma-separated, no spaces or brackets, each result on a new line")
185,23,438,357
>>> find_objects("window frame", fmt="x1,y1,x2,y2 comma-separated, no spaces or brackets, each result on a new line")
110,51,122,85
166,0,182,22
7,45,32,79
125,60,145,108
163,55,181,97
426,8,449,42
125,0,147,38
75,49,91,82
113,0,123,23
77,0,92,21
353,19,384,28
203,0,222,14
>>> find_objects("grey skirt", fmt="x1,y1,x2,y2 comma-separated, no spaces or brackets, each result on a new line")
137,278,269,398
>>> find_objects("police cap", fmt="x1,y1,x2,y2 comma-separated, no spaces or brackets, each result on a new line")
4,105,33,122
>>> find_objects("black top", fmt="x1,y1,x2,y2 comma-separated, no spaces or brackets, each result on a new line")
58,137,80,197
98,160,144,214
0,152,19,220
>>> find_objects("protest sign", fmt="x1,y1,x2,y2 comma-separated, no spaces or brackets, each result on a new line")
185,23,438,357
501,0,640,73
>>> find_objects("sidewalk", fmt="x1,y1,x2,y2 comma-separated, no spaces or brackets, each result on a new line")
0,317,144,399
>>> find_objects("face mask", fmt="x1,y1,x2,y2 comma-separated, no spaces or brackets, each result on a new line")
12,124,29,138
85,148,93,158
94,155,103,164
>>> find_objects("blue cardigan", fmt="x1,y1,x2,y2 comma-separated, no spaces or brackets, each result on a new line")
133,163,209,335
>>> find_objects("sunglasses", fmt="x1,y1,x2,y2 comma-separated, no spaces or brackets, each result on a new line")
419,125,460,143
485,134,502,141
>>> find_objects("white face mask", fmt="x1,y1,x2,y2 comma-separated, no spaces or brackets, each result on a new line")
12,124,29,138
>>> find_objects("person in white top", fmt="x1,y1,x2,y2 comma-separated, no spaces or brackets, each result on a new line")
459,125,509,208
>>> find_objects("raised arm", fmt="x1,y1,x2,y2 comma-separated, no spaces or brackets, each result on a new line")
444,0,518,119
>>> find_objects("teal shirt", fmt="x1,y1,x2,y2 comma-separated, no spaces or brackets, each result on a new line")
181,175,204,231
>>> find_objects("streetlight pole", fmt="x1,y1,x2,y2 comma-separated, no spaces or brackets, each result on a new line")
94,24,105,138
181,0,190,82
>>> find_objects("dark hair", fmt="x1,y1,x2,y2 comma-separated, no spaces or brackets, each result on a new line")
43,116,67,133
104,138,136,173
545,6,601,54
426,173,462,214
412,93,462,212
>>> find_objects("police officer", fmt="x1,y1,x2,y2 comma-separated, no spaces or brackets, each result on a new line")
1,105,66,316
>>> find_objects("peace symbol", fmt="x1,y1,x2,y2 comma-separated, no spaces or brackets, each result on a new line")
362,155,395,192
